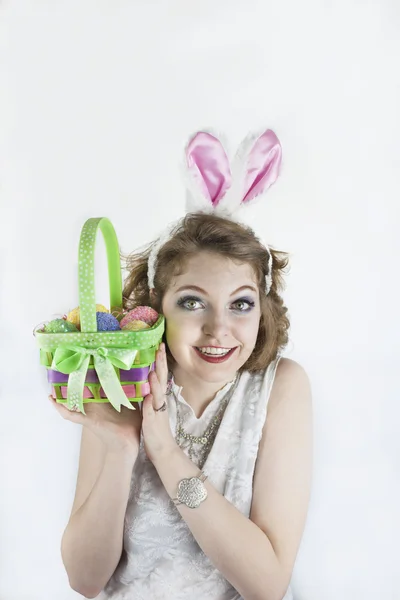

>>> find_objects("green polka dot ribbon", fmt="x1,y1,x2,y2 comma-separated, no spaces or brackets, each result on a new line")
78,218,122,333
36,217,165,413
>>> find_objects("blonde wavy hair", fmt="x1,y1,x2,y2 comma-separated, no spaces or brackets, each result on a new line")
121,213,290,373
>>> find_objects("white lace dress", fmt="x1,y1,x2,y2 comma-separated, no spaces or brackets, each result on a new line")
91,357,294,600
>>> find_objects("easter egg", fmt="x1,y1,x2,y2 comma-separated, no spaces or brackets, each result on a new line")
121,319,150,331
96,312,121,331
67,304,109,329
120,306,158,329
44,319,79,333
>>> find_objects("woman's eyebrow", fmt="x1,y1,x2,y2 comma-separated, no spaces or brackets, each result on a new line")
175,285,257,296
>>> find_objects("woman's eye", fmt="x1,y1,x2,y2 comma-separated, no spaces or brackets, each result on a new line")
177,296,255,312
177,297,202,310
183,298,200,310
232,299,256,312
234,300,253,311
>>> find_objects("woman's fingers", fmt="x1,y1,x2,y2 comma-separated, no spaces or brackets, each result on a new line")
48,395,84,422
147,344,168,411
155,343,168,389
148,371,165,411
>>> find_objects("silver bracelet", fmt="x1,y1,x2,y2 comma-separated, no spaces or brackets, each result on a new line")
172,471,208,509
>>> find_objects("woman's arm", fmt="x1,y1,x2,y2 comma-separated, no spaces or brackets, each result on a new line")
61,448,137,598
153,358,313,600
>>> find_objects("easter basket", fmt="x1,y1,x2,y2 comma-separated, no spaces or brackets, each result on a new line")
35,217,165,414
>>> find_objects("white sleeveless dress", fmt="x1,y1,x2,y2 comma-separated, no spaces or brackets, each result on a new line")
92,356,294,600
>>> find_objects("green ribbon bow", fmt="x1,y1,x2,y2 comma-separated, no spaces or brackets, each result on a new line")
51,345,138,414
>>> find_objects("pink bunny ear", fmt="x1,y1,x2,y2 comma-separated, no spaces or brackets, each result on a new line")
241,129,282,204
186,132,232,207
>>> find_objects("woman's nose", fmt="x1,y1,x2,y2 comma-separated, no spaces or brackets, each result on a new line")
202,311,230,338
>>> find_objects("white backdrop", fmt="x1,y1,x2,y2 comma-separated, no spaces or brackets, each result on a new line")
1,1,399,599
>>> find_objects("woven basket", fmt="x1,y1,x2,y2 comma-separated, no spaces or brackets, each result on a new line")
35,217,165,413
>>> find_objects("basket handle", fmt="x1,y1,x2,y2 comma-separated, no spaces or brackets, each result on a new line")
78,217,122,333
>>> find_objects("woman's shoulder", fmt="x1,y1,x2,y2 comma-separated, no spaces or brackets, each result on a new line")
276,356,309,378
245,356,308,381
269,357,311,412
241,358,310,407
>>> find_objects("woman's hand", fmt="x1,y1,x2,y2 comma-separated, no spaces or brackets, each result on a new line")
141,342,178,464
48,392,142,455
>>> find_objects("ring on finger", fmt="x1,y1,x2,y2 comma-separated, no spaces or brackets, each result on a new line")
154,400,167,412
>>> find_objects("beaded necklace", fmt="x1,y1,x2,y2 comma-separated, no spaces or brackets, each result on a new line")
167,372,240,469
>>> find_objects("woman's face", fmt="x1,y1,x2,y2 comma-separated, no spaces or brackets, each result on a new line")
159,251,261,383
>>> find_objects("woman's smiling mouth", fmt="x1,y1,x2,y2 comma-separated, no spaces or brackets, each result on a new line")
193,346,237,363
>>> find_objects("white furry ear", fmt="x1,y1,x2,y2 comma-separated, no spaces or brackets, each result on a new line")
148,128,281,296
216,128,282,218
181,130,233,215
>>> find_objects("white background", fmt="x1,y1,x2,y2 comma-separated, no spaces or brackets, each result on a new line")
1,1,399,599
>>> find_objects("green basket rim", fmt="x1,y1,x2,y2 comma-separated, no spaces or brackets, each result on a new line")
35,314,165,346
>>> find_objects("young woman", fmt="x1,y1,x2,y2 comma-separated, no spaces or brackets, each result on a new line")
54,131,313,600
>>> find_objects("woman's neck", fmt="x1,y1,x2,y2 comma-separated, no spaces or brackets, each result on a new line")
168,363,238,419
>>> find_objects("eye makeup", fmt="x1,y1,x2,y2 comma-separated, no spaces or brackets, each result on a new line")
176,295,256,313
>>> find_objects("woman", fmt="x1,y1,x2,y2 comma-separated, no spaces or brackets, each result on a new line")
54,131,313,600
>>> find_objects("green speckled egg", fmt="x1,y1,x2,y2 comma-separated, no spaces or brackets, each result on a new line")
44,318,79,333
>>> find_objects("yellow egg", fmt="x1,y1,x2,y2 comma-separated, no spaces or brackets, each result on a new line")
67,304,109,329
95,304,109,314
121,319,150,331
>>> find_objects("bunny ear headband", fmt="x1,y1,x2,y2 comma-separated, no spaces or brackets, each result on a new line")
147,128,282,295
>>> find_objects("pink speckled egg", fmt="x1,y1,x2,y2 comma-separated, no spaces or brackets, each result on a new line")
120,306,158,328
121,319,150,331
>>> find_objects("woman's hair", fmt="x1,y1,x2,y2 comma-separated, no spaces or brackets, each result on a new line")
121,213,290,373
